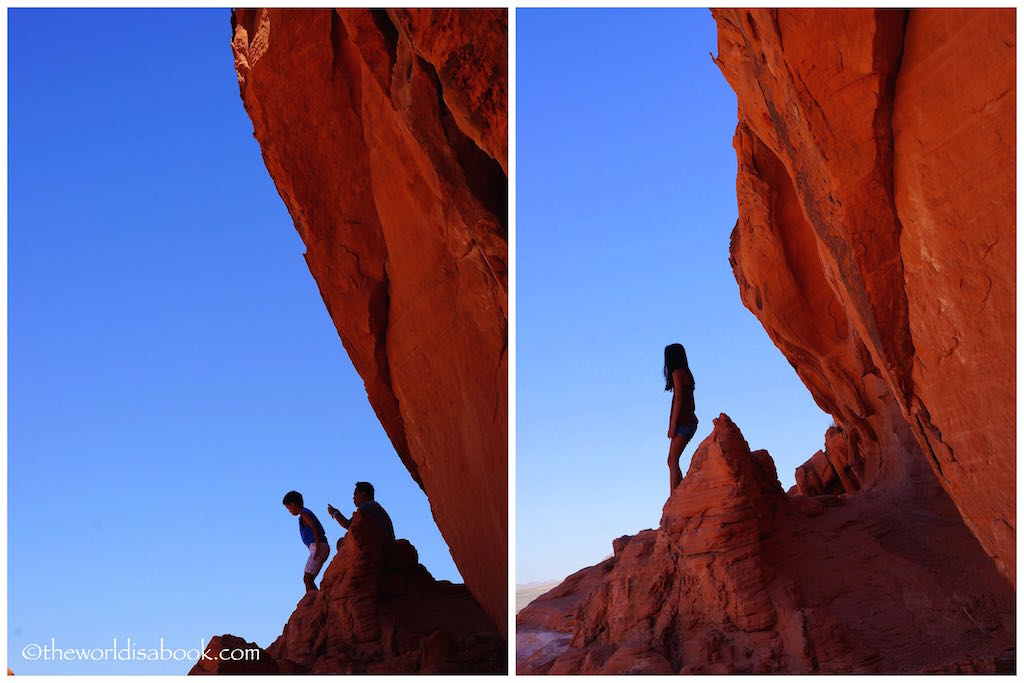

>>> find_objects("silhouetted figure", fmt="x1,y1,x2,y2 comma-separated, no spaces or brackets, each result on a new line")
282,490,330,593
328,481,395,551
665,343,698,492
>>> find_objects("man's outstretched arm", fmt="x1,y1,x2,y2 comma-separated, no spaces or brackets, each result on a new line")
327,503,351,529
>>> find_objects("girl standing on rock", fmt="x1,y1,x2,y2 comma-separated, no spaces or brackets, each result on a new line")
665,343,698,492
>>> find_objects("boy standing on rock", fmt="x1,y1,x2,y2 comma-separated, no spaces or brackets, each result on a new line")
282,490,330,593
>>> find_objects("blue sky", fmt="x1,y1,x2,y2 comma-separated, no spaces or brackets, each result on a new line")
8,9,460,674
516,8,833,584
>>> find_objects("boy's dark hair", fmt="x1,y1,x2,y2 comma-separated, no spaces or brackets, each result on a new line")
354,481,375,500
282,490,303,507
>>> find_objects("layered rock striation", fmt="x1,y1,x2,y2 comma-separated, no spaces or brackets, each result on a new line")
192,515,505,674
517,416,1014,673
230,8,508,631
716,7,1015,583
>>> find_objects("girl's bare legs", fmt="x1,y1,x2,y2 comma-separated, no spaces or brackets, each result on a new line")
668,432,695,492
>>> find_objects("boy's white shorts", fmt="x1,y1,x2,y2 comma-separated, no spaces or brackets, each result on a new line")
304,542,329,575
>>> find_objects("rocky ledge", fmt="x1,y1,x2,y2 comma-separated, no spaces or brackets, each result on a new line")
517,415,1014,674
192,515,505,674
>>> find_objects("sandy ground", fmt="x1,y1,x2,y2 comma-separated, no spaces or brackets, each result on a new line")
516,580,561,614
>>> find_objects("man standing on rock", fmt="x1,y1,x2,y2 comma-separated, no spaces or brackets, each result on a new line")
328,481,395,546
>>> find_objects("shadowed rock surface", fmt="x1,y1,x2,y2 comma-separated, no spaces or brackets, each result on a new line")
229,8,507,632
192,515,505,674
518,8,1014,673
189,636,279,675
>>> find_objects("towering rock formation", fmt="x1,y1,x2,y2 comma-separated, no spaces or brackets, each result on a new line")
517,8,1015,673
229,8,507,632
717,7,1015,583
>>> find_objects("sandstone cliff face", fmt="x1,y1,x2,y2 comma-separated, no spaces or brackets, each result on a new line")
192,515,504,674
517,416,1014,674
230,8,507,631
716,7,1015,583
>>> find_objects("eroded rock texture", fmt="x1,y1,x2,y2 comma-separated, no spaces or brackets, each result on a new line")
792,425,862,497
230,8,507,632
717,7,1015,583
192,515,505,674
517,416,1014,673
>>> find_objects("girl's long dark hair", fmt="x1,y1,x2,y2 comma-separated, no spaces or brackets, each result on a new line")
664,343,695,392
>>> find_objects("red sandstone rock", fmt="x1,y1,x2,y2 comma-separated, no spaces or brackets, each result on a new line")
714,8,1015,584
516,415,1014,674
189,635,279,675
794,425,864,497
230,8,507,631
892,9,1016,583
192,515,504,674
